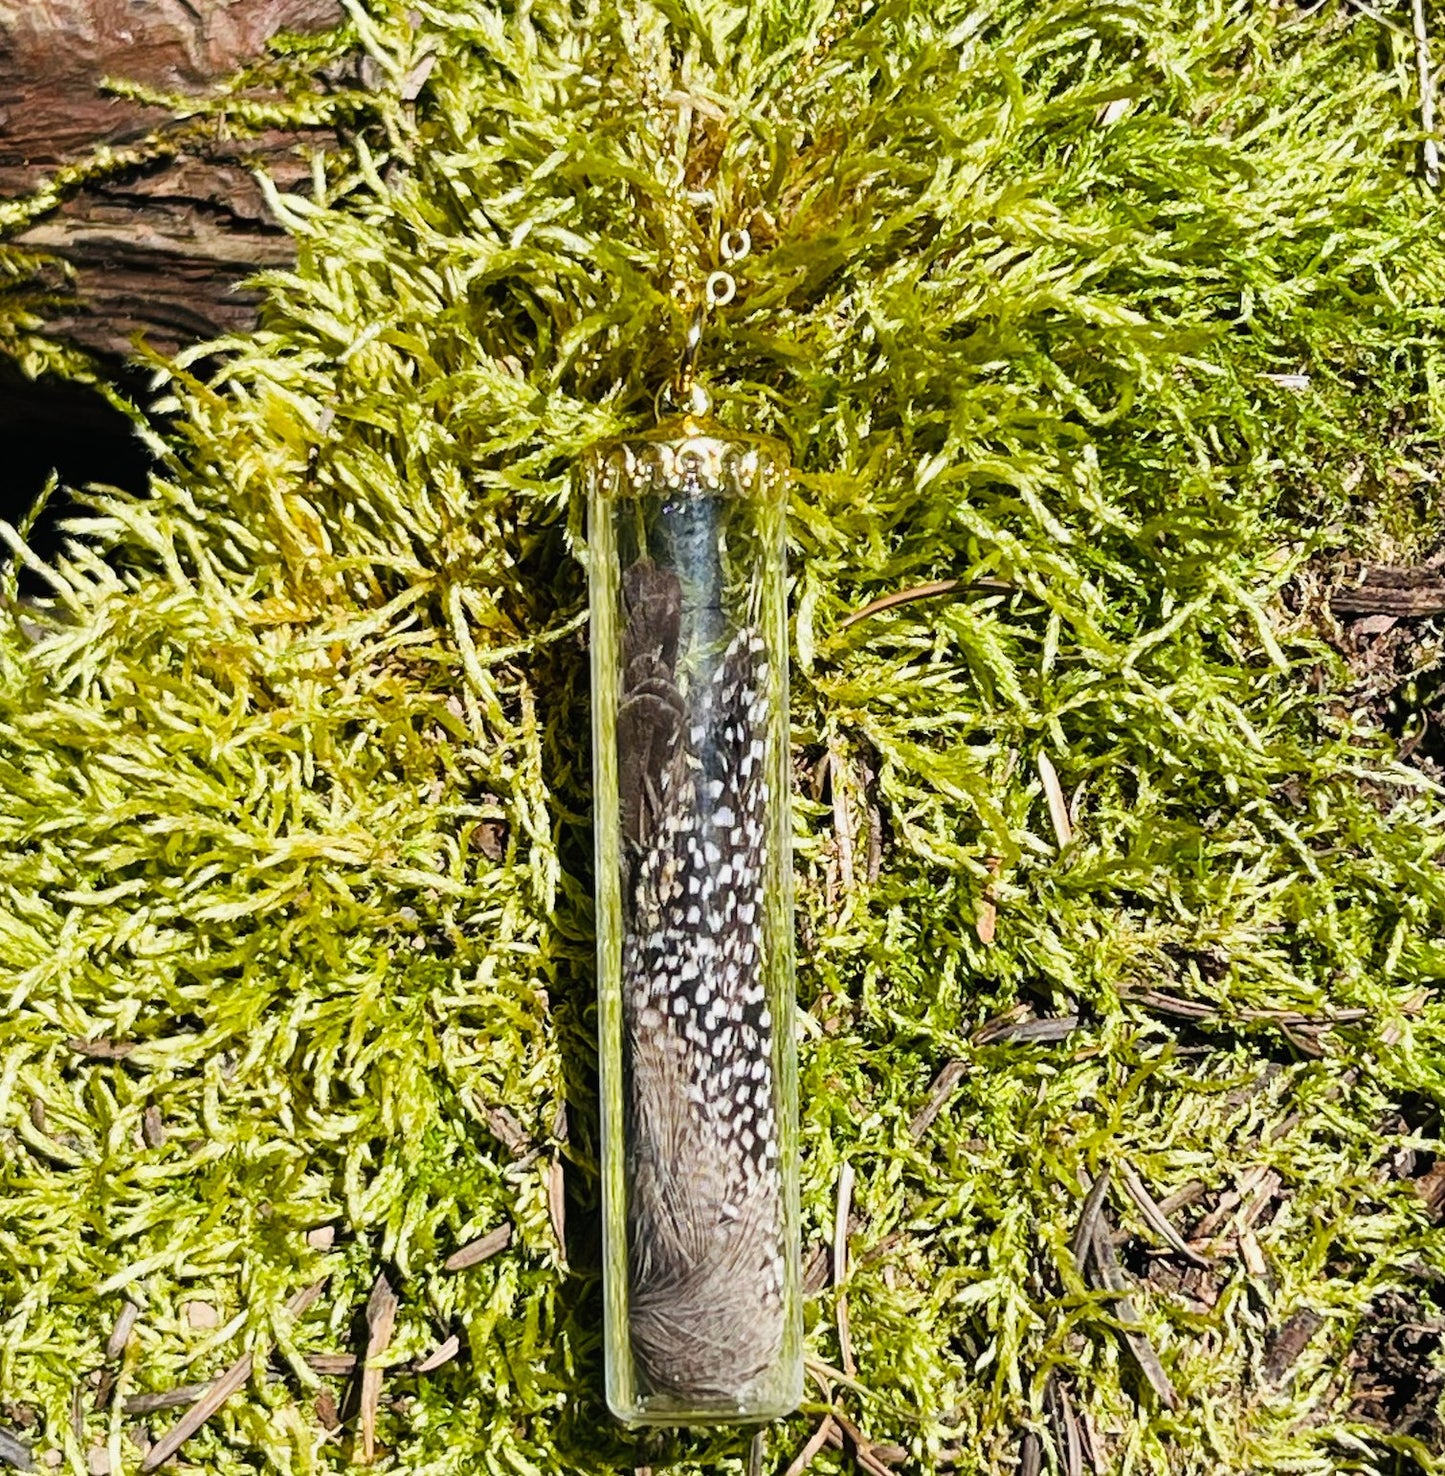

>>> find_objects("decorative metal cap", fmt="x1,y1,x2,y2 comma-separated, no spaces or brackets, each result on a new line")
586,416,790,502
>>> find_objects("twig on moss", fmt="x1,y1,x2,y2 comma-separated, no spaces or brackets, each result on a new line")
1238,1229,1268,1278
442,1224,511,1272
122,1386,209,1417
781,1417,835,1476
836,578,1012,630
105,1301,138,1361
834,1161,857,1378
1037,753,1073,848
1277,1020,1321,1057
1191,1166,1281,1242
412,1335,460,1374
823,1411,898,1476
976,856,1001,945
1263,1309,1324,1383
1080,1404,1105,1473
1087,1215,1179,1409
1018,1430,1044,1476
0,1428,33,1473
546,1159,567,1266
1128,988,1367,1036
139,1279,326,1473
974,1012,1080,1046
357,1271,398,1464
99,1298,139,1407
305,1353,356,1375
865,828,884,887
1156,1180,1207,1217
868,1442,910,1468
314,1388,340,1432
1072,1168,1114,1273
1331,569,1445,616
803,1242,832,1295
1237,1170,1284,1233
1119,1162,1213,1269
1246,1005,1367,1027
67,1037,135,1060
475,1100,530,1158
1046,1373,1084,1476
91,1369,116,1415
909,1060,968,1140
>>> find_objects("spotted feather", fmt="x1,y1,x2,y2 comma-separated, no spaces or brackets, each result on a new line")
618,561,783,1400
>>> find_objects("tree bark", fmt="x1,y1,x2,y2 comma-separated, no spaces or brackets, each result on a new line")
0,0,343,360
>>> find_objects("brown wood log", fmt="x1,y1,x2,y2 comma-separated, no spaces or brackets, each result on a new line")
1332,565,1445,619
0,0,344,359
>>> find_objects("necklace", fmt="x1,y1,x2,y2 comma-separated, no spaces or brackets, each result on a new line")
584,228,801,1426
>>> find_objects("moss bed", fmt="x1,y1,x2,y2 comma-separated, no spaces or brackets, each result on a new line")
4,0,1445,1472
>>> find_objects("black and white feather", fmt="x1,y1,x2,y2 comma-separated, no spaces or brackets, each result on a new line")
617,557,784,1400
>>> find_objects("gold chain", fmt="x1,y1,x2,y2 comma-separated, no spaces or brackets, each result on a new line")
649,3,869,417
661,226,751,419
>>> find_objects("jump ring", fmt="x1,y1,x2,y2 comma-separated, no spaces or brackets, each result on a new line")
705,270,736,307
720,227,751,263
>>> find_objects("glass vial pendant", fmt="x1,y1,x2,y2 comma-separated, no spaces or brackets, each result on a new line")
585,413,802,1425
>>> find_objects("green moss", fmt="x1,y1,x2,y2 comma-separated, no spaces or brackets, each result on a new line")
3,0,1445,1471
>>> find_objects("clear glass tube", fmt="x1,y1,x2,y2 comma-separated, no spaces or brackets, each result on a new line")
585,414,801,1425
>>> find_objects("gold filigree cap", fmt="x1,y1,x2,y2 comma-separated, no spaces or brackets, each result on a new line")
586,416,790,501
